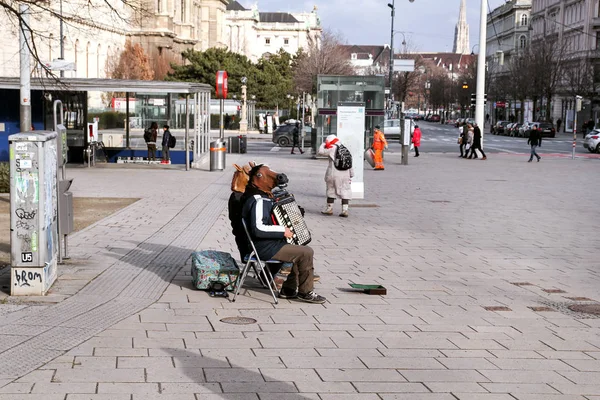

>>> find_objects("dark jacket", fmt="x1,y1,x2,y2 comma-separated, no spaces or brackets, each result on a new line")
528,130,542,147
473,126,482,148
149,128,158,143
241,187,286,260
162,129,171,147
292,125,300,141
228,192,249,261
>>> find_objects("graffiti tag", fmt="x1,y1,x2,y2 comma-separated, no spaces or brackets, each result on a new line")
14,269,42,287
15,208,36,220
16,220,33,230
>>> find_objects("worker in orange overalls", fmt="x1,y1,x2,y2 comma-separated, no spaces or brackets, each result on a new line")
372,125,388,170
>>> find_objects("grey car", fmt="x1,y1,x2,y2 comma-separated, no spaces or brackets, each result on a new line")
272,124,296,146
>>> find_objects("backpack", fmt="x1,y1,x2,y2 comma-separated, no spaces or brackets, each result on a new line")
334,144,352,171
168,134,176,148
143,127,153,143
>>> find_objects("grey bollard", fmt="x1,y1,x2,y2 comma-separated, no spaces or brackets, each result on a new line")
209,140,226,171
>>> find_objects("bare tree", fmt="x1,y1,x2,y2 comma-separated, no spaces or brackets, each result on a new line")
1,0,146,78
528,36,567,121
293,29,355,94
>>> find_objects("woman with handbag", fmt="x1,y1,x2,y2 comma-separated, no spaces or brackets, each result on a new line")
462,124,474,159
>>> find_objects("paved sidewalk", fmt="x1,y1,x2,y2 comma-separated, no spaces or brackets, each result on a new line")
0,152,599,399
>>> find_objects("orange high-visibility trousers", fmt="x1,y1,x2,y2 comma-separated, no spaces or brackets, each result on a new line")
374,149,384,170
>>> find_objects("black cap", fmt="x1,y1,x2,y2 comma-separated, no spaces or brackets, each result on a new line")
375,125,380,129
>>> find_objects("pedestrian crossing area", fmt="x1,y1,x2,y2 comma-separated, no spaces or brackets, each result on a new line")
419,136,571,144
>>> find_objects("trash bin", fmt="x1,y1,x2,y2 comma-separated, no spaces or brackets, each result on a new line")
210,140,226,171
239,135,247,154
229,136,241,153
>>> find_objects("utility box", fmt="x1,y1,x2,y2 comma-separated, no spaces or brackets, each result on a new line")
9,131,59,295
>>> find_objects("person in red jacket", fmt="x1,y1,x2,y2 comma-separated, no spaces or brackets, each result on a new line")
412,125,422,157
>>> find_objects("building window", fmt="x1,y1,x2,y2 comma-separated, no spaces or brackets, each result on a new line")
519,35,527,48
157,0,161,13
86,42,91,78
265,38,271,45
181,0,186,21
520,14,528,27
351,53,357,60
284,38,289,45
97,44,101,78
596,32,600,49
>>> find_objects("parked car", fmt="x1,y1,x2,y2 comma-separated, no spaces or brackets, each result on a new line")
529,122,556,138
382,119,401,139
272,123,296,146
509,123,523,137
491,120,509,135
429,114,441,122
519,122,533,137
583,129,600,153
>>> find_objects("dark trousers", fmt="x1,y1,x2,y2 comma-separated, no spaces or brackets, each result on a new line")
468,145,486,158
147,144,156,161
460,143,467,157
291,138,303,153
414,146,419,156
529,145,540,161
162,145,170,161
272,244,314,294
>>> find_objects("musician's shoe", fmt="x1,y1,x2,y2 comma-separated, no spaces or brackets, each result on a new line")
278,287,298,299
339,210,349,218
297,291,327,304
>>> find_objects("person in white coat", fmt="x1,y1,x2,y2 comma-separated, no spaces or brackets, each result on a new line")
317,134,354,217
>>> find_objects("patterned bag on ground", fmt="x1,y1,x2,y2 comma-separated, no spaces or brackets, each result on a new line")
191,250,239,291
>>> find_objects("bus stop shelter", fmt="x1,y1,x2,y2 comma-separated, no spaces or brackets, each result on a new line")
0,77,212,167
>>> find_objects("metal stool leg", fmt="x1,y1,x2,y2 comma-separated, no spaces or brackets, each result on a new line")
232,256,254,303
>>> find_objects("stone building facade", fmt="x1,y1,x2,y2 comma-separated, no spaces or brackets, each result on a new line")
224,1,322,62
0,0,229,79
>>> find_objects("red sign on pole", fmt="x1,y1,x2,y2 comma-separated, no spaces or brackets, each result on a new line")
496,101,506,108
216,71,228,99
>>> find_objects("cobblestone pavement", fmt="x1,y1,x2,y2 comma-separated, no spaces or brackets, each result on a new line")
0,152,599,399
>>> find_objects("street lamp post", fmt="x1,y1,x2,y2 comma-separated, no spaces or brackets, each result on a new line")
387,0,415,114
476,0,488,148
240,76,248,133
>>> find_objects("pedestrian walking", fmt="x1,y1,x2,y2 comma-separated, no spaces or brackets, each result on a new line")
161,125,172,164
317,134,353,217
458,122,468,157
412,125,421,157
372,125,388,170
467,124,487,160
528,126,542,162
290,122,304,154
485,113,490,126
144,121,158,162
556,118,562,133
462,124,474,159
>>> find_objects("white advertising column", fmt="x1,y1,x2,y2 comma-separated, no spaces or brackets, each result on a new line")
336,102,366,199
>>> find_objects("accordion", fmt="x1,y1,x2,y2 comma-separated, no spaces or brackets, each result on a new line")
272,190,312,246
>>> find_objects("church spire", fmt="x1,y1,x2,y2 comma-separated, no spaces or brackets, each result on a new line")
453,0,470,54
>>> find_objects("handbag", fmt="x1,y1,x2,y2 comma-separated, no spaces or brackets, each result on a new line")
457,137,463,145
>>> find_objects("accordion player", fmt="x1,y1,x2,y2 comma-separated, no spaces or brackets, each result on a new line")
271,189,311,246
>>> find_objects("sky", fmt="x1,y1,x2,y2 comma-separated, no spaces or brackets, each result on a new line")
239,0,508,53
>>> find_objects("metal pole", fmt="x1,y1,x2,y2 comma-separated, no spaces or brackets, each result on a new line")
388,0,395,111
573,102,578,160
220,98,224,139
125,92,130,148
19,4,31,133
401,102,408,165
59,0,64,78
476,0,487,148
185,94,190,170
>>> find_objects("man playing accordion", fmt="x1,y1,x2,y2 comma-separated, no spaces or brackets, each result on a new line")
241,164,326,304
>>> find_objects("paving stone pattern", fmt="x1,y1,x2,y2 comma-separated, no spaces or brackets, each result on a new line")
0,153,599,399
